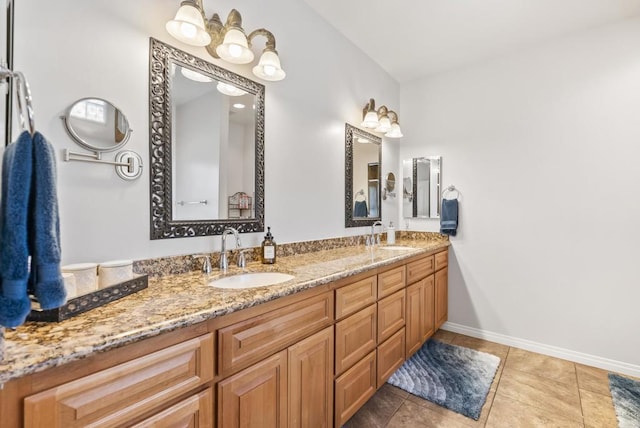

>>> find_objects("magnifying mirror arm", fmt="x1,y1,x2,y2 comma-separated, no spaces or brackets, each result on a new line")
63,149,143,180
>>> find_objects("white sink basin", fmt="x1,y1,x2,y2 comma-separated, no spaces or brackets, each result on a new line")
209,272,295,289
379,246,414,251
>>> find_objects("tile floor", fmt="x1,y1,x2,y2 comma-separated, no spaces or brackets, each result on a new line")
344,329,622,427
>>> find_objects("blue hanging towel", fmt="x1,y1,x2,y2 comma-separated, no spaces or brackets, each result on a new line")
440,198,459,236
29,132,66,309
0,131,34,327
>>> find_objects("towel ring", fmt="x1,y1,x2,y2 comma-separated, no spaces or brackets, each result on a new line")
442,185,460,200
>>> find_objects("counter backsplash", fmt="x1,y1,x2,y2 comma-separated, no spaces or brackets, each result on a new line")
133,232,448,278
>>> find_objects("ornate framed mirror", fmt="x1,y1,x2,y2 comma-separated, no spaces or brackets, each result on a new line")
345,123,382,227
149,38,265,239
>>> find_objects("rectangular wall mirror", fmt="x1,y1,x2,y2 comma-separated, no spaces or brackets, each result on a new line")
402,156,442,219
345,123,382,227
149,38,265,238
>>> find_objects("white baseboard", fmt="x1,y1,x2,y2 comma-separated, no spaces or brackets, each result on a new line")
442,322,640,378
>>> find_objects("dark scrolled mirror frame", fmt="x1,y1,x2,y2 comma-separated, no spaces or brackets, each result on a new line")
345,123,382,228
148,37,265,239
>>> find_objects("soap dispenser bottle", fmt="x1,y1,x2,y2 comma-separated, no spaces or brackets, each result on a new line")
261,227,276,264
387,221,396,244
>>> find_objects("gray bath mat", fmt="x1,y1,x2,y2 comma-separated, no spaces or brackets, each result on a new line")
609,373,640,427
387,339,500,420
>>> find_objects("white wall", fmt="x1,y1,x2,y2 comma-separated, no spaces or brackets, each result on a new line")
400,17,640,369
12,0,399,263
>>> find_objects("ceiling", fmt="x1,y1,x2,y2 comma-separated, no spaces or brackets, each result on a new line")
302,0,640,83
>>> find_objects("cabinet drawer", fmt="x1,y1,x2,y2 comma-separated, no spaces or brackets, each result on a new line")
407,255,435,284
130,388,213,427
377,289,405,343
378,266,405,298
335,275,377,319
377,327,405,388
335,350,376,428
335,304,376,375
219,291,333,376
24,334,214,428
435,250,448,271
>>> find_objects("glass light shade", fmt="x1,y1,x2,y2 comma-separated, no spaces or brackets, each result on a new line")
216,82,248,96
180,67,213,83
374,116,391,133
165,4,211,47
361,111,379,128
385,123,403,138
252,50,286,81
216,28,254,64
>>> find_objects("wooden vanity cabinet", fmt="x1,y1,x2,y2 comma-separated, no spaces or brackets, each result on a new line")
4,247,449,428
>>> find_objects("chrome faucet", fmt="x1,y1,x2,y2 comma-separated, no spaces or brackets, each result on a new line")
371,221,384,246
220,227,242,271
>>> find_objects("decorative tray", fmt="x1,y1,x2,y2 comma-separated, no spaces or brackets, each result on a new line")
27,274,148,322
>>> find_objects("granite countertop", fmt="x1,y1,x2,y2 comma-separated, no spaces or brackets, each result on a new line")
0,238,448,384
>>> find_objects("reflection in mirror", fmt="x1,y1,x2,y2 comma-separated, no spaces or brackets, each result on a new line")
383,172,396,200
149,38,265,239
402,156,442,218
171,63,255,221
62,98,132,152
345,123,382,227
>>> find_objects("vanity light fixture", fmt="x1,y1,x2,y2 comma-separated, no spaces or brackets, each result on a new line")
360,98,403,138
166,0,286,81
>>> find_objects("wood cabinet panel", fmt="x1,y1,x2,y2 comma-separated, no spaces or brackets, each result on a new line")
377,327,405,388
130,387,213,428
377,289,405,344
435,250,448,271
377,266,405,298
218,292,333,376
405,276,435,358
334,350,376,427
335,304,377,375
406,255,435,284
218,350,287,428
288,327,333,428
23,334,214,428
335,275,377,320
435,268,448,329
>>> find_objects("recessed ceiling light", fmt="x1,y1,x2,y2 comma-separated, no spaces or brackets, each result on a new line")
233,103,246,109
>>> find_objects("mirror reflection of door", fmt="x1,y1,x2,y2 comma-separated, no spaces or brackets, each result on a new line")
353,138,380,219
170,63,256,221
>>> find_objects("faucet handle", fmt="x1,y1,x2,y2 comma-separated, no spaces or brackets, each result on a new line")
237,249,250,269
193,254,212,274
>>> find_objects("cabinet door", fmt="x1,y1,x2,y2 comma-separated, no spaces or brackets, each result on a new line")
218,350,288,428
422,275,435,343
405,276,435,357
405,280,425,357
435,268,448,329
288,327,333,428
130,388,213,428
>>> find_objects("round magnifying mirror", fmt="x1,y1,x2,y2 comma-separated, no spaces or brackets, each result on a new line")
385,172,396,192
62,98,132,152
